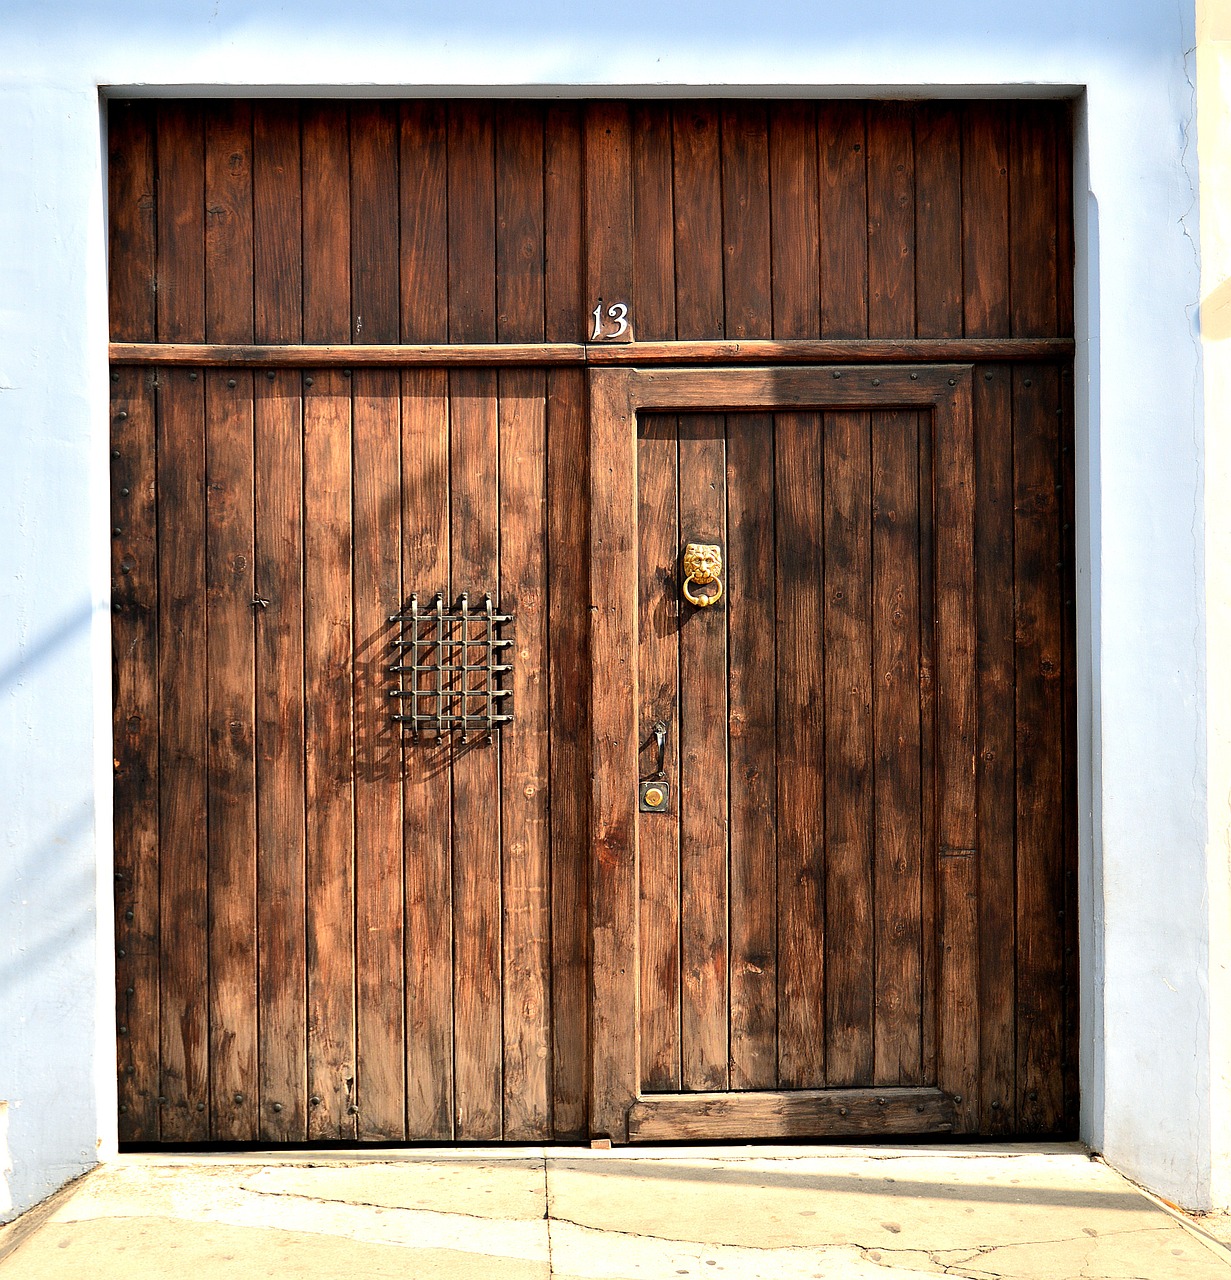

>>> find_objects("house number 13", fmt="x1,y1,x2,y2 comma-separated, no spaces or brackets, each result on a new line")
590,299,632,342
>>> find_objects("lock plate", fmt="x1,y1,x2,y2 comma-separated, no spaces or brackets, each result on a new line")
639,780,670,813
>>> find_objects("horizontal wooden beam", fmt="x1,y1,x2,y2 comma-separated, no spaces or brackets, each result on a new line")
625,1087,957,1142
586,338,1074,364
109,338,1075,368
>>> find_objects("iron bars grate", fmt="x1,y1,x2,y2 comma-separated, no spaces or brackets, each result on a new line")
389,591,514,742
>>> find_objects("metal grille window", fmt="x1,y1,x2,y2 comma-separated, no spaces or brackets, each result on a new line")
389,592,514,741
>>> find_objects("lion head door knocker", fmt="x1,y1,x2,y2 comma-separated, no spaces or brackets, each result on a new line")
681,542,724,609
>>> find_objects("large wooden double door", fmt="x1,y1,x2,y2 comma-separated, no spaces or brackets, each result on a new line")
109,97,1076,1144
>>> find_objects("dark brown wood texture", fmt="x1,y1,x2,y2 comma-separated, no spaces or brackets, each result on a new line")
109,98,1074,1143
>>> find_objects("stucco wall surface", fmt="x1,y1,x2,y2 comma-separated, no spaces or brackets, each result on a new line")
0,0,1214,1217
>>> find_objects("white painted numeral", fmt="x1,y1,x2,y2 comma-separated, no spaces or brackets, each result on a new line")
589,300,632,342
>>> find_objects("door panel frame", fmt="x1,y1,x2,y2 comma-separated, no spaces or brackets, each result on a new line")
588,363,976,1142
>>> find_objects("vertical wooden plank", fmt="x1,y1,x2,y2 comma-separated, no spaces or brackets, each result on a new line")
303,105,352,344
154,104,209,1140
637,415,682,1092
725,413,777,1091
252,100,307,1142
775,411,825,1088
866,104,915,339
545,104,584,345
871,409,923,1085
720,104,771,340
253,102,303,346
914,105,963,340
674,102,729,1091
818,103,868,339
109,100,159,1141
631,104,676,343
935,373,979,1132
499,372,551,1139
350,100,406,1141
721,103,776,1090
203,367,258,1143
584,103,633,330
547,366,590,1135
1056,108,1075,340
302,103,356,1138
769,102,820,340
252,369,307,1141
588,369,639,1140
351,103,400,343
496,103,546,343
157,367,210,1140
544,103,589,1137
496,104,552,1139
672,104,724,340
448,100,503,1139
962,105,1011,338
450,370,503,1140
401,368,454,1139
156,104,205,344
974,364,1017,1133
203,101,258,1144
1010,105,1060,339
108,101,157,342
401,101,449,345
400,101,453,1140
112,367,160,1141
352,367,405,1140
448,102,497,344
823,409,874,1087
1014,364,1065,1133
632,103,681,1095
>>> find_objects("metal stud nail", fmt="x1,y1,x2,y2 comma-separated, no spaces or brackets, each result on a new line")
310,1095,322,1106
838,1107,848,1116
126,1065,135,1076
1024,378,1032,387
112,448,121,458
119,1025,127,1034
831,370,841,378
120,487,130,497
111,372,120,383
197,1102,206,1111
227,378,237,389
872,378,880,386
158,1095,167,1104
985,372,993,380
125,909,134,921
266,370,276,381
125,986,134,996
119,1104,128,1113
113,527,123,536
954,1094,963,1104
304,376,314,387
991,1100,1001,1109
347,1105,359,1115
272,1102,283,1113
948,378,956,386
188,371,198,381
343,369,352,377
116,410,128,421
234,1093,244,1104
117,947,126,958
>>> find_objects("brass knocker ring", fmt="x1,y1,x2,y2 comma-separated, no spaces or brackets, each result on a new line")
681,543,724,609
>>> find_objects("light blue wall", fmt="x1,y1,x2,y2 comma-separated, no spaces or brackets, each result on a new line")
0,0,1208,1215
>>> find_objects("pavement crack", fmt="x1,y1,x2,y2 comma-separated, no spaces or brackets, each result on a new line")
238,1184,527,1225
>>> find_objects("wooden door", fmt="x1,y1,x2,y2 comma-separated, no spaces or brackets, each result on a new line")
589,364,978,1142
109,97,1076,1146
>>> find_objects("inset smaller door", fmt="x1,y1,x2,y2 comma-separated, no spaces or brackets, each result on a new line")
588,364,978,1143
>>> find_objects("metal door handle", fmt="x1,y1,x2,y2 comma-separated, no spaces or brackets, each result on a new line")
640,719,668,782
638,719,670,813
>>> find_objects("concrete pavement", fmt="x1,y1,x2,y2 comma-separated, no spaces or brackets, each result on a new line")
2,1143,1228,1279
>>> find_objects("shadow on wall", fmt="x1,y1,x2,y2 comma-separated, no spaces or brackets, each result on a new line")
0,1102,10,1216
1202,274,1231,340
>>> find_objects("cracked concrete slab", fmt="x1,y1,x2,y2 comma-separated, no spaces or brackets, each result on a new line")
241,1157,547,1219
0,1146,1226,1280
